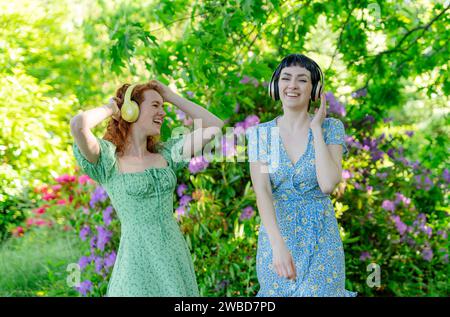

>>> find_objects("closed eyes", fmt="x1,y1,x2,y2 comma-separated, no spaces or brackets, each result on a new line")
281,78,307,82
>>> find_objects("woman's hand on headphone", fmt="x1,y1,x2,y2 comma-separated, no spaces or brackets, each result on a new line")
310,92,327,130
109,97,121,121
149,80,175,103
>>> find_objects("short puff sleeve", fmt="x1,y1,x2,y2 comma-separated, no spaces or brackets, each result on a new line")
72,137,117,184
323,118,349,156
160,134,189,172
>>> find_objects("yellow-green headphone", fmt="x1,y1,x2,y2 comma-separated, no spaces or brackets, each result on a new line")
121,84,139,122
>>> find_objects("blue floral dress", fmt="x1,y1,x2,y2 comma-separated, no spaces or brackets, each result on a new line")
246,115,357,297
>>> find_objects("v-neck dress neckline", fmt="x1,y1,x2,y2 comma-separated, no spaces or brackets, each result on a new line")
273,115,313,168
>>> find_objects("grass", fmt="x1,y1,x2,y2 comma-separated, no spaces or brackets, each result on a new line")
0,226,85,297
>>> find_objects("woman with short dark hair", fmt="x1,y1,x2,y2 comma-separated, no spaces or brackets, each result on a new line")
247,54,356,296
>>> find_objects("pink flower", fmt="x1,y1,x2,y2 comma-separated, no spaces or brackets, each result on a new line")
342,170,352,180
51,184,62,191
42,192,57,201
34,219,48,227
33,206,47,215
12,226,24,237
55,174,76,184
57,199,67,205
78,175,91,185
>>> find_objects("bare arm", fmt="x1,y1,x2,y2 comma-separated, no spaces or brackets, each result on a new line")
310,93,344,194
151,80,224,158
249,161,297,281
311,127,344,194
167,93,224,158
69,100,118,164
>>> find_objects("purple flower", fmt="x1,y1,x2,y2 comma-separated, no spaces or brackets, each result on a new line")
405,130,414,137
442,168,450,183
239,76,251,84
424,176,433,187
76,280,93,296
359,251,371,261
233,121,246,135
89,186,108,208
422,247,433,262
103,206,113,226
422,225,432,238
410,160,420,170
176,183,188,197
96,226,112,251
79,225,91,241
175,206,188,221
326,91,346,117
387,148,395,159
394,193,411,206
186,91,194,98
342,170,352,180
383,117,393,123
175,108,186,120
188,156,209,174
90,236,97,251
78,256,91,270
221,135,237,157
240,206,255,220
436,230,448,239
364,115,375,124
376,172,388,179
104,251,117,268
391,215,407,235
179,195,192,207
94,256,103,273
381,200,395,212
244,115,260,129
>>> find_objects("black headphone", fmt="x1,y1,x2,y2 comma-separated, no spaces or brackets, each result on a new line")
268,57,324,102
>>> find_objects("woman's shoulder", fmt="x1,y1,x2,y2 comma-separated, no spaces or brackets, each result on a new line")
323,116,343,125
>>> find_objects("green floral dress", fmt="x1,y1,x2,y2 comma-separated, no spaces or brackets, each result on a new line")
72,134,199,297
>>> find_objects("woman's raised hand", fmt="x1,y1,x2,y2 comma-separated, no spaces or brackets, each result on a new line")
310,92,327,130
108,97,121,121
149,79,175,103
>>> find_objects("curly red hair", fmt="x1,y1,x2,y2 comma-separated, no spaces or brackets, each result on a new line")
103,81,163,156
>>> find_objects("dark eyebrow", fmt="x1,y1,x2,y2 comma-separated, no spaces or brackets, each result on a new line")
280,72,309,78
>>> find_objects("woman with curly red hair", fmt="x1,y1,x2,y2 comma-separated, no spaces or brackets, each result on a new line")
70,80,223,296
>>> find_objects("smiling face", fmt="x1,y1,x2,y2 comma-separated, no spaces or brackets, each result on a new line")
278,65,313,109
134,89,166,136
